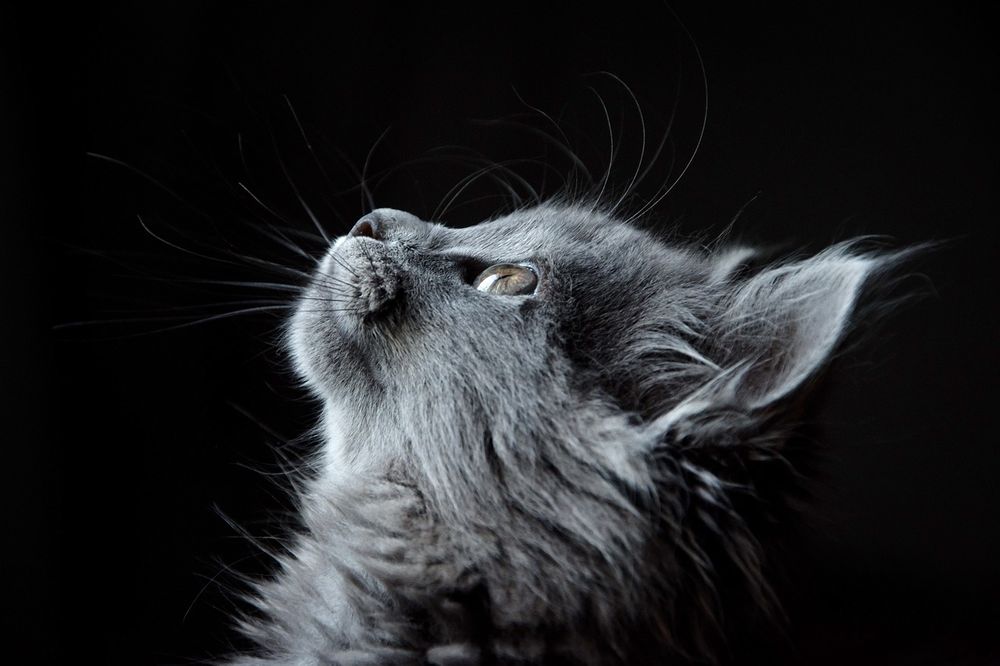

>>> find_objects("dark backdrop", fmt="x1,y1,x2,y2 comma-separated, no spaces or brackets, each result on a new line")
8,1,999,663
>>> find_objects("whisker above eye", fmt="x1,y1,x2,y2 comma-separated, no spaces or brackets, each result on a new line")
624,11,708,225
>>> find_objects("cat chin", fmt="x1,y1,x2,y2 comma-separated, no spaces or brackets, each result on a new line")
286,303,319,388
286,299,360,406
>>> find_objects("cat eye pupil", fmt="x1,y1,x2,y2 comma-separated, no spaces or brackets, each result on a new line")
472,263,538,296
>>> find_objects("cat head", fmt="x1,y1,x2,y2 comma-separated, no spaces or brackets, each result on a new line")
289,202,886,503
283,202,907,656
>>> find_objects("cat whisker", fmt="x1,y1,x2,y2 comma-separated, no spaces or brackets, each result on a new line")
310,272,356,291
237,182,319,256
167,278,305,293
596,71,648,219
230,252,313,280
624,60,682,216
87,152,217,224
625,9,708,224
272,146,331,245
586,83,618,217
54,305,293,339
327,252,362,280
434,158,547,222
283,94,352,231
96,299,292,315
299,297,361,306
360,125,392,214
136,215,240,268
509,87,594,188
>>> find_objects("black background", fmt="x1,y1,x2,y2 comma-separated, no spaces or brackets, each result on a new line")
6,1,999,663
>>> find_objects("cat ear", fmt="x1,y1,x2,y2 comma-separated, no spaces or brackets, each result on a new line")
716,247,878,408
652,246,881,441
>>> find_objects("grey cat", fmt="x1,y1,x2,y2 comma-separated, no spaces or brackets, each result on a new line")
229,202,903,665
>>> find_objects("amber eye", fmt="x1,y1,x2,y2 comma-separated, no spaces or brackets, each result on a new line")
472,263,538,296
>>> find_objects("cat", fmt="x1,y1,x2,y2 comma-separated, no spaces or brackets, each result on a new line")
224,200,910,665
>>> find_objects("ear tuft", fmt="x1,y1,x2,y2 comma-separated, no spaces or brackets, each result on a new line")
708,246,760,283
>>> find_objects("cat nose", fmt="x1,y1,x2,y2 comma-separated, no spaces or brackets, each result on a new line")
348,214,384,240
347,209,425,242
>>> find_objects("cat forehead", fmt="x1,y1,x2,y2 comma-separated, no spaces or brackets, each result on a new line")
435,204,650,259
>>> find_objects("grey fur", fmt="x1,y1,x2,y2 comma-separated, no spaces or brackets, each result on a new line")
227,202,898,665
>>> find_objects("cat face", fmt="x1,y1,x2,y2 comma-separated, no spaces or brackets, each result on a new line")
290,202,882,508
290,205,700,463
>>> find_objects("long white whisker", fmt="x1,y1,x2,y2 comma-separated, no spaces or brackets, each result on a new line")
626,8,709,224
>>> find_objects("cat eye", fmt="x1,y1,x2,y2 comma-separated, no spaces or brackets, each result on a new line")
472,263,538,296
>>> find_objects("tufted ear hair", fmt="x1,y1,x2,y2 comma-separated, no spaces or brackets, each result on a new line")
651,244,885,444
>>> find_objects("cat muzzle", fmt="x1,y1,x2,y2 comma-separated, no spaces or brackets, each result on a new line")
329,236,402,320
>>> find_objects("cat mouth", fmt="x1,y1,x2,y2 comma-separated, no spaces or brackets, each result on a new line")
323,236,402,322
